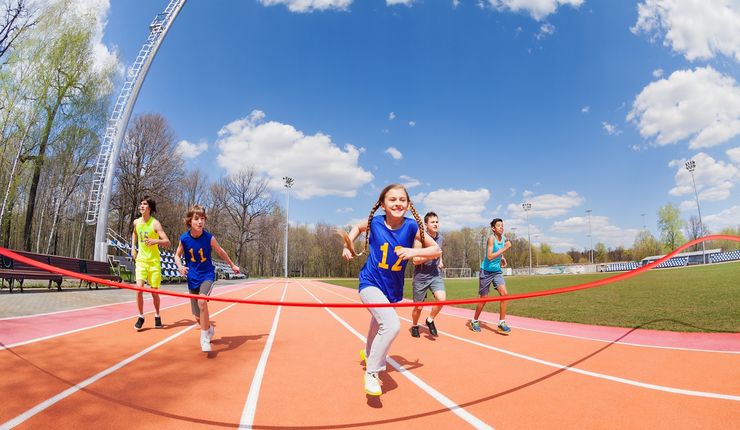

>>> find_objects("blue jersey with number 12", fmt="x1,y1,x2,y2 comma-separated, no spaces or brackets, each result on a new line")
179,229,215,290
359,215,419,303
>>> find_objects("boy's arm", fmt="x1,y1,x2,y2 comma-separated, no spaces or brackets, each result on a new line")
211,237,240,274
174,242,187,276
131,220,138,260
152,221,171,248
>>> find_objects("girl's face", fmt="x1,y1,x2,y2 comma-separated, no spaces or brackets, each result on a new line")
191,213,206,232
492,221,504,236
381,188,409,219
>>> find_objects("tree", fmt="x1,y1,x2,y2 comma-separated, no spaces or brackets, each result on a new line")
0,0,36,67
20,2,115,250
211,169,274,268
631,230,662,261
657,203,686,252
685,215,707,251
112,113,184,236
594,242,607,263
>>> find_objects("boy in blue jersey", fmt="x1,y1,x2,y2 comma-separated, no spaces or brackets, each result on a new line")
175,205,240,353
470,218,512,334
341,184,441,396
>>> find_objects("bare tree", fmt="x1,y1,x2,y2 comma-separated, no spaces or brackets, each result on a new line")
0,0,36,67
211,169,274,268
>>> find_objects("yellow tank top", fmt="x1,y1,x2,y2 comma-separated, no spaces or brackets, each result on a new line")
135,216,161,264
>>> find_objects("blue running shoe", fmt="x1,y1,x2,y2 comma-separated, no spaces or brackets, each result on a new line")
497,321,511,335
469,320,481,332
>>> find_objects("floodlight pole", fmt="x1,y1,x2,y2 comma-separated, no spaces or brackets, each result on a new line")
283,176,294,277
586,209,593,264
522,202,532,275
685,160,706,264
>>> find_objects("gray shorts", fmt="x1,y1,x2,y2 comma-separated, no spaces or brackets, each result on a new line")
478,270,504,296
189,280,214,317
412,276,445,303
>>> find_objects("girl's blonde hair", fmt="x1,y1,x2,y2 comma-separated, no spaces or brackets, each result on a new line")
184,204,207,228
339,183,424,256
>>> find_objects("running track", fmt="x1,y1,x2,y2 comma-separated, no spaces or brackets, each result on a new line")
1,279,738,429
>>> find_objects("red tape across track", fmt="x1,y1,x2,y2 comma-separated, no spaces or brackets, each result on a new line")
0,235,737,308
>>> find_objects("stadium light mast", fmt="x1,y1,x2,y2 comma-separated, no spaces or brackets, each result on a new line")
283,176,294,278
685,160,706,264
586,209,593,264
522,202,532,275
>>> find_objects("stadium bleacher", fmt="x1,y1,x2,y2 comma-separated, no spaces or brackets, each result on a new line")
655,257,688,268
605,262,638,272
709,250,740,263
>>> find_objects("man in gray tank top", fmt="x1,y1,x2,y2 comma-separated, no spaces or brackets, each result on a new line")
410,212,446,337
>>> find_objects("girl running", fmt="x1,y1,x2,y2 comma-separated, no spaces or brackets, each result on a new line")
340,184,441,396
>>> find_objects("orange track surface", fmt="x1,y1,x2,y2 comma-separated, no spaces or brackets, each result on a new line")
1,279,738,429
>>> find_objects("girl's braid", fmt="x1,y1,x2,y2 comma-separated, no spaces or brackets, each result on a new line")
408,202,425,245
363,200,382,255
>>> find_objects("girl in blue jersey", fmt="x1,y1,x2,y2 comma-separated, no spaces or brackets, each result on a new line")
175,205,240,353
340,184,441,396
470,218,512,335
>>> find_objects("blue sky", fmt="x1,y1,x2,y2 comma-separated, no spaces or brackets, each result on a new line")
80,0,739,251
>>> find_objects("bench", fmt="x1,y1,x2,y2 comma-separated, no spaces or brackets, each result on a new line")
80,259,122,289
0,251,63,293
48,254,86,290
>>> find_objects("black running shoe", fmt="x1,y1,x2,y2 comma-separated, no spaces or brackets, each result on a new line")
426,318,438,336
154,316,163,328
411,325,420,338
134,317,145,331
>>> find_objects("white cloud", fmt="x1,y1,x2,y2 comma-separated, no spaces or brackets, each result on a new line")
335,207,354,213
704,205,740,231
399,175,421,188
408,121,416,127
416,188,490,229
632,0,740,62
40,0,119,76
507,191,584,219
652,68,664,78
385,147,403,160
175,139,208,159
668,152,738,205
727,147,740,163
258,0,352,13
387,0,413,5
388,112,396,120
581,106,590,113
553,215,642,250
627,67,740,149
535,22,556,40
602,121,621,135
215,110,373,199
486,0,584,21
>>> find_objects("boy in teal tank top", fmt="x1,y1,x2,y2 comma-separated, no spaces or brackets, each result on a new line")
470,218,512,334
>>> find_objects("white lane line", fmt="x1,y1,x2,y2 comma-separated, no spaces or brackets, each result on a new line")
239,282,289,429
299,281,494,430
0,280,259,321
314,282,740,354
1,283,257,349
0,284,275,430
311,282,740,401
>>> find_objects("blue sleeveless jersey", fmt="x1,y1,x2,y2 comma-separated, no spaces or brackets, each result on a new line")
179,230,216,290
481,234,506,273
359,215,419,303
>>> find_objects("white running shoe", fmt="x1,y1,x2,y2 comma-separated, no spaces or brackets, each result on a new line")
200,332,212,352
364,372,382,396
207,325,215,342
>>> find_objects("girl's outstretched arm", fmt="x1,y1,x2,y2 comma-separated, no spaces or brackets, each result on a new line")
338,219,369,259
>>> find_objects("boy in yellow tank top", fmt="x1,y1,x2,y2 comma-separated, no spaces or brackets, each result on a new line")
131,196,171,331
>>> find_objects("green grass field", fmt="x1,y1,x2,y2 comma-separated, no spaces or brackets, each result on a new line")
324,262,740,333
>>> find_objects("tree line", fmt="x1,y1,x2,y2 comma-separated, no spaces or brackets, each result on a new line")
1,1,737,279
